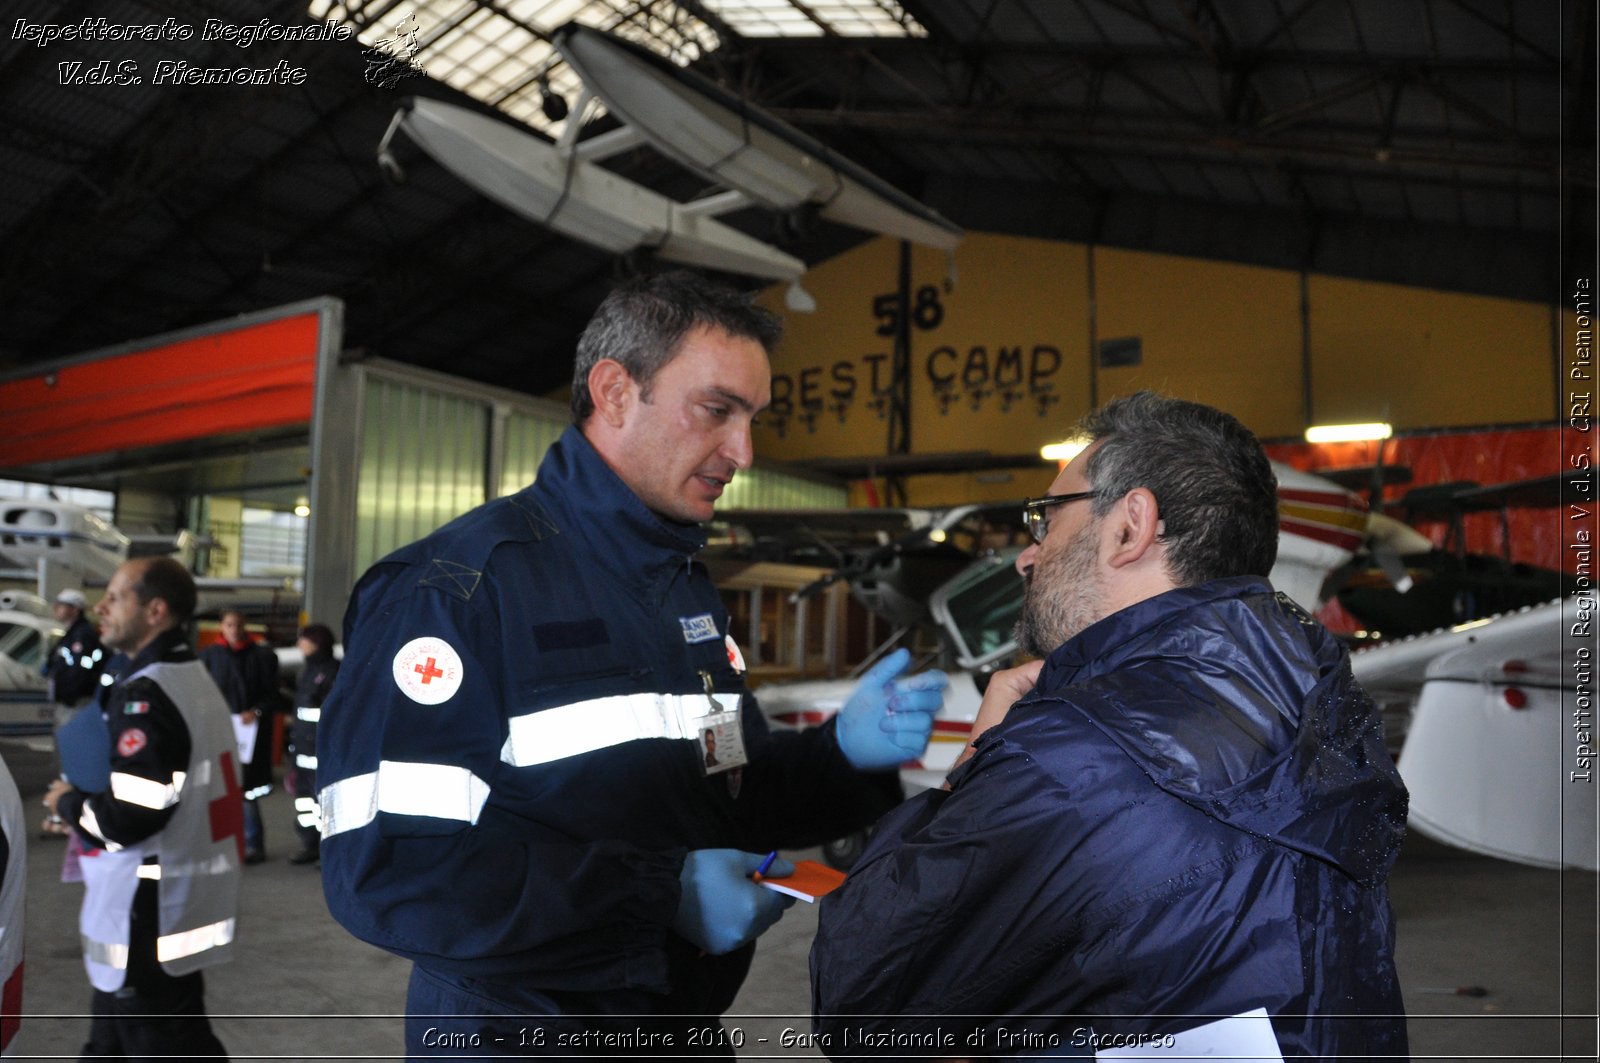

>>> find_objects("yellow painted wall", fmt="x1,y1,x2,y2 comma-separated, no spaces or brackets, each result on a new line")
846,467,1062,509
1093,247,1304,438
1308,275,1555,429
755,232,1091,465
205,496,244,579
745,232,1560,507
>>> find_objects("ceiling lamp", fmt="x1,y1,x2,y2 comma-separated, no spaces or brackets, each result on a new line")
1304,422,1394,444
1039,440,1089,463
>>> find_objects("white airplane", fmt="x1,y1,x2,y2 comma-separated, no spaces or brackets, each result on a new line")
753,465,1594,871
0,498,129,585
0,500,126,736
0,500,302,735
1350,598,1591,870
378,23,963,310
0,590,61,737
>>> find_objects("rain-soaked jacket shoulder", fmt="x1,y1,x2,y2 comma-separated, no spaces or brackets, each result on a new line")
811,578,1409,1061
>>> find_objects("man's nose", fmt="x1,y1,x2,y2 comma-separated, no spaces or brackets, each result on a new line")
723,421,754,470
1015,543,1039,575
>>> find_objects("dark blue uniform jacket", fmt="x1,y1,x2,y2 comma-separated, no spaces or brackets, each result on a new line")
319,426,899,1014
812,578,1409,1061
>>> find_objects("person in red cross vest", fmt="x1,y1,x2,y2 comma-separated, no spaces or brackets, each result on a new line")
46,557,241,1060
199,607,281,863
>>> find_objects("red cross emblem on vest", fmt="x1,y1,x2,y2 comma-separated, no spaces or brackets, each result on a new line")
414,657,445,684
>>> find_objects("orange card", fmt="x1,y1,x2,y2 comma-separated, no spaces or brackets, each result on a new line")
758,859,846,903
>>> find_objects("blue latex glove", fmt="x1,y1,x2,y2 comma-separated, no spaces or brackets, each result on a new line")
672,849,797,955
835,647,948,771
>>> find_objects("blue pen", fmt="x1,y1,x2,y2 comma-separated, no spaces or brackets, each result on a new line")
752,850,778,882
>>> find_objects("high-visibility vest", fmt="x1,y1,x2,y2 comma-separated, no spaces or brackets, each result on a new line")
79,660,241,992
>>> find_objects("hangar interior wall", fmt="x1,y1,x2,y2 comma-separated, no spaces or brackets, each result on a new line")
343,361,845,581
758,231,1566,513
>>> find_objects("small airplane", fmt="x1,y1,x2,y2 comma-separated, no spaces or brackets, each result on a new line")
0,590,61,737
377,22,963,309
0,499,303,734
746,466,1594,872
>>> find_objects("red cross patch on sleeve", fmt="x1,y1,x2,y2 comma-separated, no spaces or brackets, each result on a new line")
116,729,148,757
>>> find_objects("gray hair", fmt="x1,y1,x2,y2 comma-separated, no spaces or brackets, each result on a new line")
570,271,783,424
1080,391,1279,585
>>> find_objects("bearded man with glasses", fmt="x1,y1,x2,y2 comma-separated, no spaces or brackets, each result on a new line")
812,391,1410,1061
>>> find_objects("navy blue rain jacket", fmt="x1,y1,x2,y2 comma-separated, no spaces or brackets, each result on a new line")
318,426,901,1014
811,578,1409,1060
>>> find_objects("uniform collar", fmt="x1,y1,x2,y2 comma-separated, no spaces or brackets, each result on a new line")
120,626,195,676
536,425,707,600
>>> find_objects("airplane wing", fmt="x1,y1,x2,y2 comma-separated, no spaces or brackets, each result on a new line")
1349,597,1593,870
388,96,807,284
1349,597,1565,697
552,22,964,253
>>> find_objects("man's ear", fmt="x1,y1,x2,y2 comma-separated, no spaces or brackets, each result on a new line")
587,359,635,428
145,596,172,631
1104,487,1162,569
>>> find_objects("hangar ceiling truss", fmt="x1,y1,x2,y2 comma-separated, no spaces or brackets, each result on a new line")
0,0,1588,402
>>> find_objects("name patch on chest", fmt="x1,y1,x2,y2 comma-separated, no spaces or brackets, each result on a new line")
679,614,719,645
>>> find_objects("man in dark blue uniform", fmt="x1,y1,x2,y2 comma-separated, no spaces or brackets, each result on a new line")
43,588,106,836
286,622,338,864
811,392,1410,1060
45,588,105,713
318,271,947,1057
45,557,239,1060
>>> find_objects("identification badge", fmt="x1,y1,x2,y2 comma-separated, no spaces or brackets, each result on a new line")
696,705,747,776
690,670,747,775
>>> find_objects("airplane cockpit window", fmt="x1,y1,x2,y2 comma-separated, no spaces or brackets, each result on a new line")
929,546,1024,670
0,621,45,669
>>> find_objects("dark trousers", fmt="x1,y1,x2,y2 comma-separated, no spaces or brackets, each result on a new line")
242,797,264,856
81,880,228,1062
292,766,320,854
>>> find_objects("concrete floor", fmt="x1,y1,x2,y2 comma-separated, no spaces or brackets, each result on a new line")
2,735,1594,1060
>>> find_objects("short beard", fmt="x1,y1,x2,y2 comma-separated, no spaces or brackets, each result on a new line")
1014,520,1103,657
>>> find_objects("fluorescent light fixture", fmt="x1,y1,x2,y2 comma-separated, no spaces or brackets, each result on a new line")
1040,440,1089,463
1304,422,1393,444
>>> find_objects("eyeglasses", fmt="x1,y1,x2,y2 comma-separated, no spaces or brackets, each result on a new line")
1022,491,1098,544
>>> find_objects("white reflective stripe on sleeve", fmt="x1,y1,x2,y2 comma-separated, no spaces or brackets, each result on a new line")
82,936,129,970
297,706,321,722
136,864,162,880
244,784,273,801
501,691,739,768
319,762,491,839
109,771,182,810
156,918,235,963
78,804,122,852
295,753,318,770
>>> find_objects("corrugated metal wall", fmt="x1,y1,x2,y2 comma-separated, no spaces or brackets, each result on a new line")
500,409,567,498
355,376,488,574
351,366,843,575
720,468,842,509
